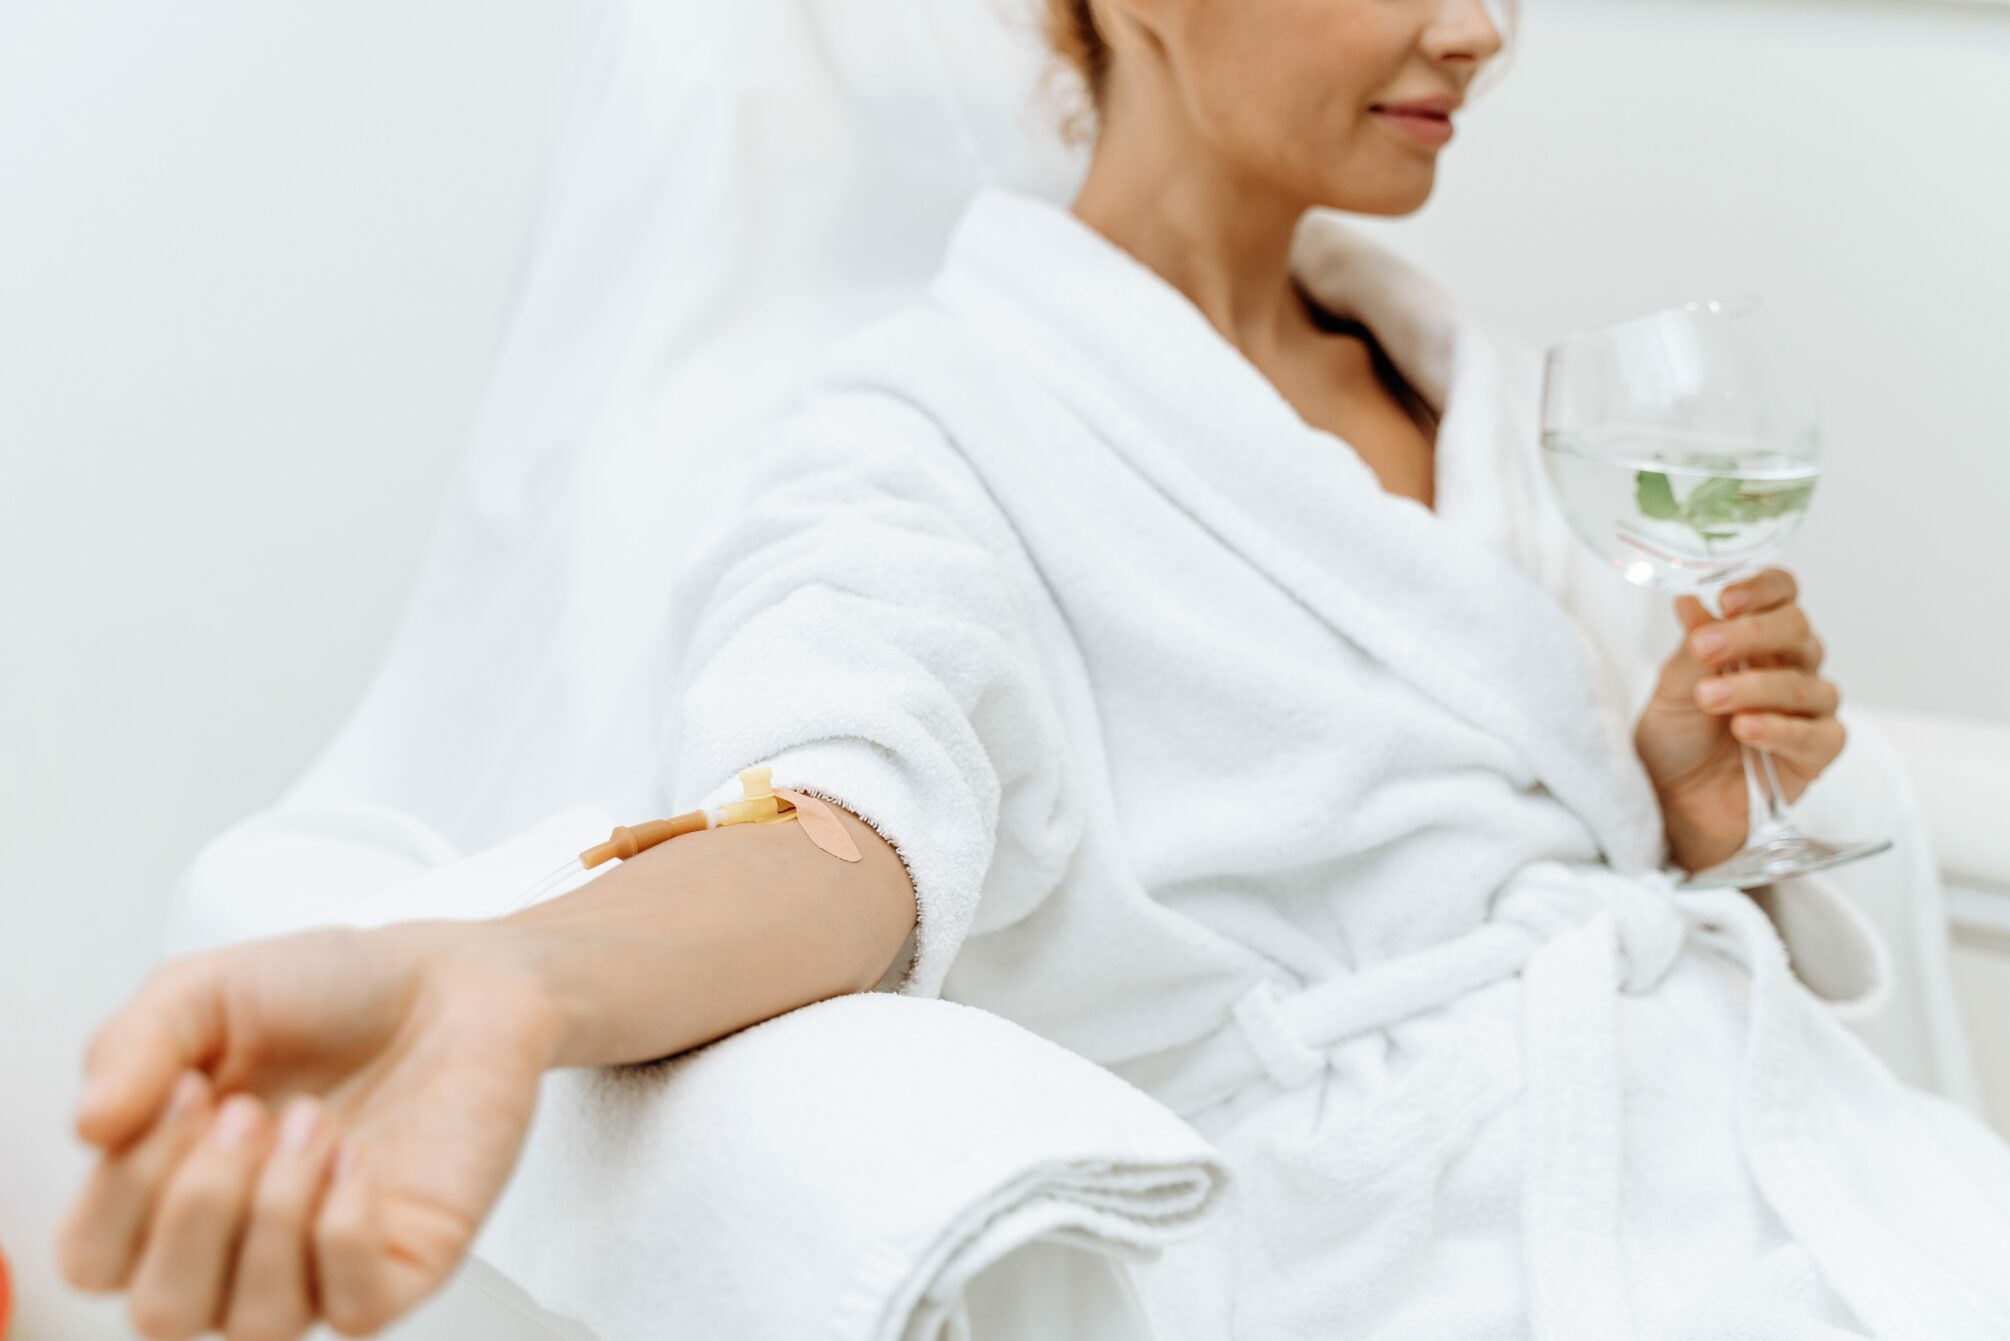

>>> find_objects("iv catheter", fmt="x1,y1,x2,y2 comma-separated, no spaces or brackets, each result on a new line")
505,767,863,914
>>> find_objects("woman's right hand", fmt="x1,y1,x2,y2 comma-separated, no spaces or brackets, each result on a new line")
56,922,563,1341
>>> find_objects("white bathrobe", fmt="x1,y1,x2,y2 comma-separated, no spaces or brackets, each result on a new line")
663,187,2010,1340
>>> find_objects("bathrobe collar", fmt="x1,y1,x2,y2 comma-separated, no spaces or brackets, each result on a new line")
929,187,1665,873
935,187,1531,558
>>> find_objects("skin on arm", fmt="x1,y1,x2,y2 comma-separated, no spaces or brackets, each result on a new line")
57,801,917,1341
481,799,920,1070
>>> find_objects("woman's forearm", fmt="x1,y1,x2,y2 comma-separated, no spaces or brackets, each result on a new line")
463,804,918,1070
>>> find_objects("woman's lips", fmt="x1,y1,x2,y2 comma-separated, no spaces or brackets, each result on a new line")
1370,106,1456,148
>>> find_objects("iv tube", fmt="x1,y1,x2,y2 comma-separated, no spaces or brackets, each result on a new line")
506,857,587,916
498,767,863,917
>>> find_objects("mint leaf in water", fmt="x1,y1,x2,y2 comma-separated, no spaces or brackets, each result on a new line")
1635,470,1680,520
1682,475,1750,525
1746,476,1817,515
1685,476,1817,530
1635,468,1815,544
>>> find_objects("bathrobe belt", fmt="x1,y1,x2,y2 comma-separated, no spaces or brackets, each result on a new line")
1110,860,1711,1340
1111,860,1694,1120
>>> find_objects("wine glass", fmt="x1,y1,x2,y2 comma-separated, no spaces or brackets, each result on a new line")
1539,296,1891,890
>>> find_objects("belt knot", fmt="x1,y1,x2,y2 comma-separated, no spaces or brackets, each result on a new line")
1499,861,1687,996
1205,863,1694,1104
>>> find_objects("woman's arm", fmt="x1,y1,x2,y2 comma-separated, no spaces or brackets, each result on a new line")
57,383,1065,1338
57,807,916,1339
476,802,918,1070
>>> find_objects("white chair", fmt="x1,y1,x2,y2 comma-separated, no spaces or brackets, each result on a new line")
168,1,1992,1335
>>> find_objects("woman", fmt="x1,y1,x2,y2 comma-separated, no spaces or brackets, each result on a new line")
58,1,2010,1338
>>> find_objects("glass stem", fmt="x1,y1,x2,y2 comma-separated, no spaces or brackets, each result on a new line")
1705,587,1800,847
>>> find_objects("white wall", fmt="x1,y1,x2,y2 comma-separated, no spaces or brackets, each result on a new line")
1353,0,2010,724
0,3,590,1336
2,1,2006,1337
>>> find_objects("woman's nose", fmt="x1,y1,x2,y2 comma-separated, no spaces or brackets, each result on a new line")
1423,0,1510,68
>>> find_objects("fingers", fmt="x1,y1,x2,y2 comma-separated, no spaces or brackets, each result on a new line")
1653,595,1718,703
126,1092,272,1341
58,1069,216,1294
315,1133,446,1338
315,1135,394,1337
1688,600,1822,672
1694,667,1841,719
1730,711,1848,774
78,955,227,1151
1673,593,1713,636
222,1096,343,1341
1718,567,1798,616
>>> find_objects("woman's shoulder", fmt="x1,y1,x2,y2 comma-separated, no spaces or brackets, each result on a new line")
729,300,1044,576
765,304,980,451
762,293,1041,488
795,296,1008,414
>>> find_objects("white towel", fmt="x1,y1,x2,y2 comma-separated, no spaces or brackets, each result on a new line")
168,804,1231,1341
472,990,1230,1341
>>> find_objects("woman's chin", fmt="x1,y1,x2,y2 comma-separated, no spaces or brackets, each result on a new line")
1316,173,1437,219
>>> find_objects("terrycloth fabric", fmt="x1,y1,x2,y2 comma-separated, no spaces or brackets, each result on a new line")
472,990,1228,1341
663,186,2010,1339
170,802,1232,1341
167,0,1976,1103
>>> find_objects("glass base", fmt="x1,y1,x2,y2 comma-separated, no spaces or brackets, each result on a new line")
1677,832,1895,891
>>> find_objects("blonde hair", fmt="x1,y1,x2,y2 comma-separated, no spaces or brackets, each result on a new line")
1040,0,1109,143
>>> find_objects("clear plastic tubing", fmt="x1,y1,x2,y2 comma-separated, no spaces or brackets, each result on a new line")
505,857,588,915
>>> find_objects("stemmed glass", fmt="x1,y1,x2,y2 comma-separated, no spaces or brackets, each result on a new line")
1539,296,1891,890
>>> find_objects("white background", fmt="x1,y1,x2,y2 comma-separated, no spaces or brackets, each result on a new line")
2,0,2005,1336
0,3,591,1336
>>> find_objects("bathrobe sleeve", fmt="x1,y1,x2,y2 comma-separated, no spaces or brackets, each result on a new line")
661,385,1085,1000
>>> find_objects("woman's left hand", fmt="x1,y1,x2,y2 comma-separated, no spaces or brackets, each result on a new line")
1634,566,1847,875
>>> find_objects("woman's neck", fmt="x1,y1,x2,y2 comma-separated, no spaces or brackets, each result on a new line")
1069,112,1311,368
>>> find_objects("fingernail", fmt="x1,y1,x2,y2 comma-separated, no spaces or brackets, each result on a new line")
277,1099,320,1155
1721,589,1749,614
167,1071,205,1118
1697,678,1732,708
335,1134,365,1182
1692,629,1728,659
212,1095,261,1148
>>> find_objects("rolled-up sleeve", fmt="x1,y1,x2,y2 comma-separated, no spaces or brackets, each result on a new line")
1749,874,1893,1022
664,387,1083,1000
